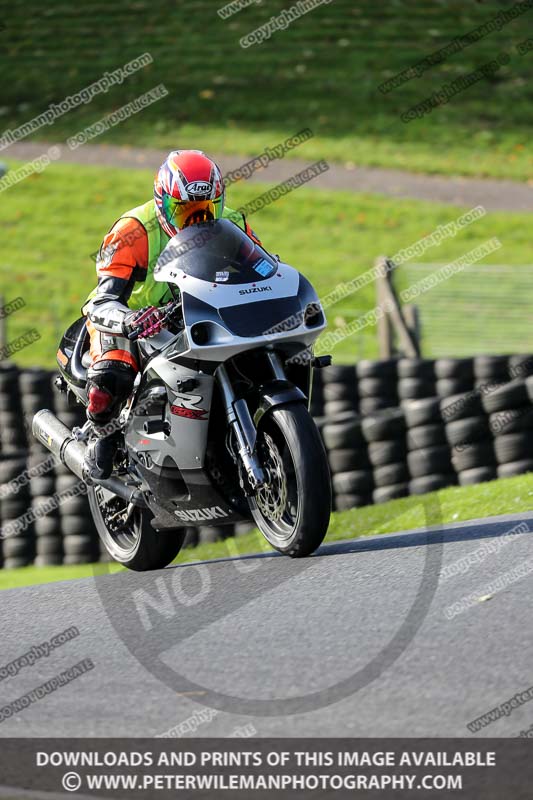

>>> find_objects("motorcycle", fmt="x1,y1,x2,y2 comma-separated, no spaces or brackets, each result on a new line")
32,219,332,570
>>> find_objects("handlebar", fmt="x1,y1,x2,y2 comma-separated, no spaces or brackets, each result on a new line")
127,300,182,341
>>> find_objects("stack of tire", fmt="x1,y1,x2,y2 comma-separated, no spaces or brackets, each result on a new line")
439,389,494,485
435,358,475,398
398,358,436,402
52,382,100,564
17,369,63,567
356,359,397,416
362,408,408,503
322,365,358,419
482,379,533,480
0,363,33,568
322,414,372,510
404,397,457,494
473,354,509,391
508,354,533,383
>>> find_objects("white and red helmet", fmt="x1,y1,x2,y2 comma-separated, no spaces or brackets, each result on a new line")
154,150,225,238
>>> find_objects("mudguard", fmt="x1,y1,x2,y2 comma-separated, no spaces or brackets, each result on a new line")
253,379,307,427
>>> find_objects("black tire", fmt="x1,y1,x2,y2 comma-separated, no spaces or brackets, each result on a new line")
34,554,64,566
3,556,32,569
508,354,533,380
497,459,533,479
398,378,435,401
248,404,331,557
525,375,533,404
325,399,355,417
323,365,357,386
374,462,409,488
0,455,27,484
440,391,484,423
19,369,52,395
436,378,473,397
1,497,29,518
408,473,457,495
474,355,509,381
63,554,95,565
407,445,451,478
451,441,495,472
489,406,533,436
332,470,373,494
30,476,56,496
356,359,398,380
35,535,63,555
2,536,34,559
358,396,397,415
362,409,405,443
323,382,357,403
407,423,447,450
334,493,371,511
182,527,200,548
372,483,408,503
34,516,62,537
322,416,364,451
59,493,90,516
32,495,60,519
397,359,435,380
197,525,229,544
88,485,186,571
358,377,392,398
60,515,88,536
403,397,442,428
327,447,369,473
63,534,98,557
494,432,533,465
482,380,528,414
368,439,406,467
458,466,497,486
445,416,491,448
435,358,474,380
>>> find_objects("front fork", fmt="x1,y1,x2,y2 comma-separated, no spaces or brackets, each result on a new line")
216,363,268,492
216,351,287,493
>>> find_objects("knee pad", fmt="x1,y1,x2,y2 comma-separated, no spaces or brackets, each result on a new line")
86,361,136,423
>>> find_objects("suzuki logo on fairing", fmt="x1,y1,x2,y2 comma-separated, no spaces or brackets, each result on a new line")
174,506,229,522
239,286,273,296
186,181,212,195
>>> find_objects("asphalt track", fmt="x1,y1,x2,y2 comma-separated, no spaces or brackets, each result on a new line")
5,142,533,211
1,511,533,738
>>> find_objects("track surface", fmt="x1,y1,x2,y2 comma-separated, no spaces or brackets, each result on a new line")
1,511,533,738
5,142,533,211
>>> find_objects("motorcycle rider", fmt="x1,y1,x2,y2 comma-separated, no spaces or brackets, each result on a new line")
82,149,261,482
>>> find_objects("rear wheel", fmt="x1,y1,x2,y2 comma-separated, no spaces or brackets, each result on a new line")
88,485,185,571
248,403,331,557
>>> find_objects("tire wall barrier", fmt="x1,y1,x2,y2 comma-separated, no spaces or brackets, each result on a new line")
1,356,532,567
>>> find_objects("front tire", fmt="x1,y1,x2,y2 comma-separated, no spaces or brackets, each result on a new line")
88,486,185,571
248,403,331,557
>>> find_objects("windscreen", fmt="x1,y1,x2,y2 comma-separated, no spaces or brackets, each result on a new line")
154,219,277,285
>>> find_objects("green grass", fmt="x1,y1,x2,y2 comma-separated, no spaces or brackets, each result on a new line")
0,0,531,179
1,472,532,591
0,160,530,367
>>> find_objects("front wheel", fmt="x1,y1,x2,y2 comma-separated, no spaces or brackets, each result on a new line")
88,485,185,571
248,403,331,557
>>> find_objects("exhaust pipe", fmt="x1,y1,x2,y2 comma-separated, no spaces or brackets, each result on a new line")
32,410,145,508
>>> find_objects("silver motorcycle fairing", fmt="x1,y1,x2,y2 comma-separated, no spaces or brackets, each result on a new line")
122,225,327,527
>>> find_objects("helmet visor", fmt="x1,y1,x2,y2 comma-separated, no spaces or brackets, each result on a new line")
162,195,224,230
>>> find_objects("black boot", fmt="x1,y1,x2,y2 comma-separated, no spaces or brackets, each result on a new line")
83,432,121,482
